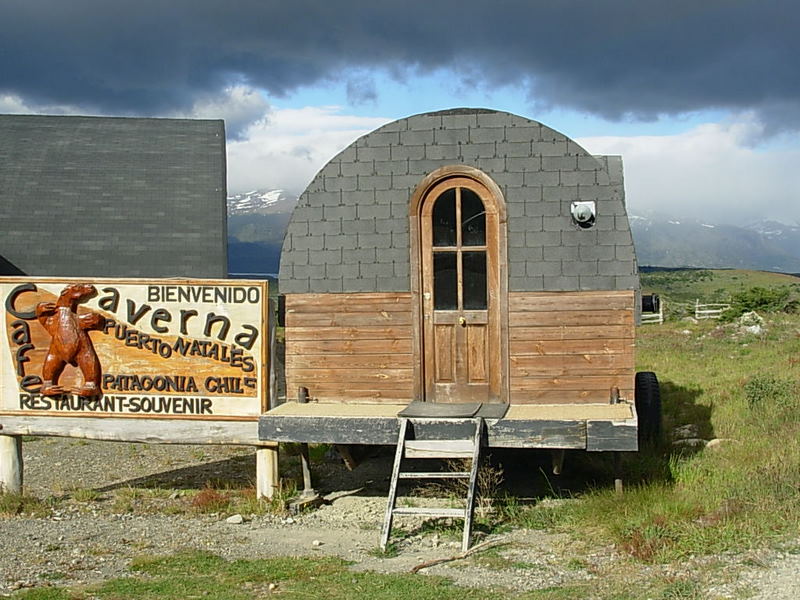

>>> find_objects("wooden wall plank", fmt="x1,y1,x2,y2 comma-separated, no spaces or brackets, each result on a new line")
512,311,633,327
285,339,413,355
510,375,634,392
510,354,633,376
509,291,633,312
288,368,413,383
285,312,412,328
284,293,412,311
510,325,632,341
510,339,634,356
286,326,412,341
284,293,415,403
291,388,413,401
285,354,414,369
509,291,636,406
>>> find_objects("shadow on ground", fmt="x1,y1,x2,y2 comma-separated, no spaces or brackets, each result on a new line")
96,378,713,507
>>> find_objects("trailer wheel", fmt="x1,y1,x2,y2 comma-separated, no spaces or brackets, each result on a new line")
635,371,661,444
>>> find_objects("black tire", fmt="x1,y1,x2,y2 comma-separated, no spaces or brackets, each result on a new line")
635,371,662,445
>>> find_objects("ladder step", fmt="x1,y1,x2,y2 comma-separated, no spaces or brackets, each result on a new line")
405,439,474,458
381,416,485,554
398,471,471,479
392,507,465,518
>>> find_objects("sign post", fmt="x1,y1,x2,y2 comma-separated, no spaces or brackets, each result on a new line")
0,277,276,496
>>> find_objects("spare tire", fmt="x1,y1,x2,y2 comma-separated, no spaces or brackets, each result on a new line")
635,371,662,445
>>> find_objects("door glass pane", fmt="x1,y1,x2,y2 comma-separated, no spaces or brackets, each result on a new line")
463,251,487,310
432,188,456,246
461,188,486,246
433,252,458,310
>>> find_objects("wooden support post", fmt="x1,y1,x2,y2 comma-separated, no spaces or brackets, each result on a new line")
296,387,315,497
288,386,322,512
0,434,23,494
256,446,279,500
299,444,315,498
335,445,359,471
255,299,281,501
613,452,623,494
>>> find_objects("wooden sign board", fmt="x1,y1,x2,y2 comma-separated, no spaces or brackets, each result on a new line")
0,278,268,422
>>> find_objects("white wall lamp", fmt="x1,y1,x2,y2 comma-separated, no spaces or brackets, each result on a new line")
571,201,596,229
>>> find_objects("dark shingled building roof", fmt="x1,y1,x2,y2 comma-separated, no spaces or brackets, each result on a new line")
0,114,228,278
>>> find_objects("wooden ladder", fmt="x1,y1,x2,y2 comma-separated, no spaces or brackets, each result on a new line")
380,416,484,552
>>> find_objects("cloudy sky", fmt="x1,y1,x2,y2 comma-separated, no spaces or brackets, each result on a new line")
2,0,798,225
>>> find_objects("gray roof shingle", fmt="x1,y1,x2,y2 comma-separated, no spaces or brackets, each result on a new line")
0,114,227,278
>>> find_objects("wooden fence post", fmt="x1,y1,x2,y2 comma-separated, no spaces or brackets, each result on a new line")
0,434,23,494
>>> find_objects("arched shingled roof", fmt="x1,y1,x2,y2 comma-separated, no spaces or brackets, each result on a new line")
279,108,637,294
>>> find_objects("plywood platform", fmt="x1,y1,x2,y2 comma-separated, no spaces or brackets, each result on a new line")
265,401,631,421
506,403,632,421
259,401,637,451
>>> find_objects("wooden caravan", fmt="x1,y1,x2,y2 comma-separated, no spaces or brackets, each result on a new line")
260,108,645,453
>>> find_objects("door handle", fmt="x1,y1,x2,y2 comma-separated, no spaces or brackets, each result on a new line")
458,316,467,327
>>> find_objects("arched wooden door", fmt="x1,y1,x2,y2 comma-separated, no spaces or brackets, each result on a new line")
416,174,505,403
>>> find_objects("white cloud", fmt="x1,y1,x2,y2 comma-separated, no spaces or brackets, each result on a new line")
226,106,390,195
0,93,83,115
2,86,272,140
578,115,800,225
0,94,32,113
180,85,271,139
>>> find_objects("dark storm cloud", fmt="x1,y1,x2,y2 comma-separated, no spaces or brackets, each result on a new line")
345,76,378,106
3,0,798,129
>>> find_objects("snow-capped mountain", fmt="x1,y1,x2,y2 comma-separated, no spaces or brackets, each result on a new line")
746,220,800,238
227,190,298,276
227,189,298,215
630,213,800,273
744,220,800,259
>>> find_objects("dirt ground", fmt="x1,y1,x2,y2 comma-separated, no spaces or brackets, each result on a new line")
1,437,798,599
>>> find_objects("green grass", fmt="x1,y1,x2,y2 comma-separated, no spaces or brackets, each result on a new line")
71,488,100,502
0,492,53,517
12,557,710,600
367,543,400,558
11,550,520,600
507,314,800,562
640,268,800,303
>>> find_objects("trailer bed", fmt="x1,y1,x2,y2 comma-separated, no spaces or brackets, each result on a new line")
259,401,637,451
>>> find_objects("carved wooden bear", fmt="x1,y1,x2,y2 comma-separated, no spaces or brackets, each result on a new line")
35,283,106,397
